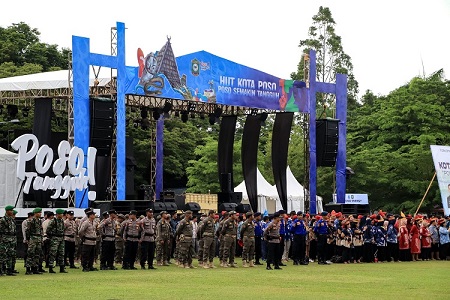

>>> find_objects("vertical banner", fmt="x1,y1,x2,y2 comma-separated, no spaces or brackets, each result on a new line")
218,116,237,190
430,145,450,216
242,115,262,212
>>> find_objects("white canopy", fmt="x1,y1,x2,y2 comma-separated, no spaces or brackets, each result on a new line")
0,147,23,208
234,168,279,213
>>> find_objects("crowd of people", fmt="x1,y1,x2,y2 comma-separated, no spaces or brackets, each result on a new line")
0,204,450,276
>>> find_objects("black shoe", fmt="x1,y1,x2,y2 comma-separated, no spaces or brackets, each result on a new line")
49,267,56,274
12,270,19,274
293,261,299,265
60,266,68,273
82,268,90,272
25,267,33,275
6,269,16,276
100,266,109,270
39,268,47,273
109,266,118,270
122,265,129,270
300,261,308,265
266,265,273,270
70,265,79,269
148,266,156,270
89,267,99,271
274,266,282,270
141,266,146,270
33,267,43,274
130,266,137,270
255,261,263,265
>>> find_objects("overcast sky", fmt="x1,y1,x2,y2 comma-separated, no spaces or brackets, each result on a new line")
1,0,449,98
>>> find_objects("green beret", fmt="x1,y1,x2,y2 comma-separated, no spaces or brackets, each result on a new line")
5,205,14,211
55,208,65,214
33,207,42,213
13,210,18,215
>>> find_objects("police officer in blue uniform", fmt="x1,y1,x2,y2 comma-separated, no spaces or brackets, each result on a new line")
253,212,263,265
314,211,330,265
291,211,308,265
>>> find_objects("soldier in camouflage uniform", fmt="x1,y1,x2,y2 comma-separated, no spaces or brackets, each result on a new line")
200,210,217,269
25,207,44,275
156,211,172,266
46,208,67,273
221,211,238,268
217,211,229,266
196,214,206,267
0,205,17,276
176,211,195,268
240,212,256,267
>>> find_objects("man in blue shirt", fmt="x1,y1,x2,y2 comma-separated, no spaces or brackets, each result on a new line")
253,212,263,265
291,211,308,265
314,211,330,265
438,219,450,260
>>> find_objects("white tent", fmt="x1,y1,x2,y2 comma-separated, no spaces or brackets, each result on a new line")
234,168,279,213
274,166,323,213
0,147,23,207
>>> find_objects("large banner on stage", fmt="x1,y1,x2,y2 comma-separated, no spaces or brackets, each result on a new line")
125,39,308,112
430,145,450,216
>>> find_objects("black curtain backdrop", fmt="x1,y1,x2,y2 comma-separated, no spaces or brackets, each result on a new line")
242,115,261,212
32,98,53,207
272,112,294,211
218,115,237,191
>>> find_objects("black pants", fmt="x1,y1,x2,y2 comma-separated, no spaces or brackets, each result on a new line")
267,243,280,267
376,246,386,262
64,241,76,266
363,243,374,262
353,246,362,262
399,249,410,261
293,235,306,262
255,237,262,262
342,247,351,262
140,241,155,267
317,235,327,263
124,240,138,267
101,240,116,268
386,242,399,262
81,244,95,269
421,247,431,260
439,243,449,260
277,236,285,263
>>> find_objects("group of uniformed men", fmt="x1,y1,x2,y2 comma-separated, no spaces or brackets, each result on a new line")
2,205,449,275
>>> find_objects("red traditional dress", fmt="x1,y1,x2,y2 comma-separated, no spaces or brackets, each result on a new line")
409,224,421,254
420,226,432,248
398,225,410,250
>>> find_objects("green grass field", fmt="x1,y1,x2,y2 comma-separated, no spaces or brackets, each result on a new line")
2,260,449,299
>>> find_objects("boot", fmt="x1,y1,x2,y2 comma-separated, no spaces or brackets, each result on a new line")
229,262,238,268
203,263,210,269
222,261,229,268
25,267,33,275
60,266,68,273
274,264,282,270
39,265,47,273
6,269,16,276
255,260,263,265
184,264,190,269
70,265,79,269
49,266,56,273
157,261,163,266
188,264,197,269
266,263,273,270
33,267,43,274
249,261,255,267
198,262,203,267
163,261,170,266
242,260,248,268
209,262,217,269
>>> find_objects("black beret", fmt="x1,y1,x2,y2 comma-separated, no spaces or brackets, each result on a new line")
321,211,328,217
47,211,54,217
27,212,34,217
84,208,92,213
146,208,154,213
67,210,74,215
129,210,137,215
254,212,261,217
102,211,109,216
86,211,95,216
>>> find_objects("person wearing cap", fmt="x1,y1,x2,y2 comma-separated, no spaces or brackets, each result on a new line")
122,210,140,270
156,211,172,266
169,211,179,263
239,212,256,267
252,212,263,265
114,214,126,265
98,210,118,270
200,210,216,269
438,219,450,260
176,210,196,268
196,214,207,268
264,212,282,270
25,208,44,274
64,210,78,269
216,211,229,266
46,209,67,273
428,218,440,260
314,211,331,265
139,208,156,270
78,210,98,272
0,205,17,276
291,211,308,265
220,210,238,268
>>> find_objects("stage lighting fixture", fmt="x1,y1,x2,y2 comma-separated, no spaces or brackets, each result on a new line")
140,107,148,119
214,107,222,118
7,105,18,119
251,109,258,116
181,112,189,123
152,108,161,120
22,107,30,117
163,102,173,113
190,112,196,119
188,102,196,112
208,113,215,125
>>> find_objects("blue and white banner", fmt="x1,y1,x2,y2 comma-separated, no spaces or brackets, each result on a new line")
430,145,450,216
333,193,369,205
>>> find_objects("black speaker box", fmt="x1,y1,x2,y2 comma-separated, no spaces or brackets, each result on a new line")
218,202,238,212
151,202,167,213
316,119,339,167
236,203,252,214
90,98,115,157
165,202,178,212
184,202,201,212
218,192,242,204
220,173,232,193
